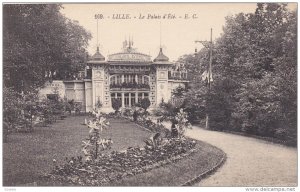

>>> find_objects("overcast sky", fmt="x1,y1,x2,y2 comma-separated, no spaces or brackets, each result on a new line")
60,3,296,61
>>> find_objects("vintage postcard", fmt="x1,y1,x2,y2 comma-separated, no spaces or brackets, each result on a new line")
2,2,298,192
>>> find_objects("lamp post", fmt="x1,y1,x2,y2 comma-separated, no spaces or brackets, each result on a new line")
195,28,213,129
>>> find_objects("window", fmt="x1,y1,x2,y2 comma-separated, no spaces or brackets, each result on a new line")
111,93,116,104
117,93,122,104
138,93,143,103
130,93,136,106
110,76,116,85
144,93,149,99
144,76,149,85
124,75,129,83
124,93,129,107
116,75,121,84
47,94,58,101
128,74,133,83
138,75,143,84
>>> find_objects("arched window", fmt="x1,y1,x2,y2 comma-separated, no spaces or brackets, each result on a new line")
138,75,143,84
116,75,121,84
110,76,116,85
144,76,149,85
124,75,129,83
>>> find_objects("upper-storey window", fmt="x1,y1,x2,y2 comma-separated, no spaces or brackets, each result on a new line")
144,76,149,84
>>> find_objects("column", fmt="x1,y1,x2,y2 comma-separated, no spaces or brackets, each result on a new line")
122,75,124,83
135,92,138,103
121,92,125,108
135,74,138,83
142,75,144,84
129,93,131,107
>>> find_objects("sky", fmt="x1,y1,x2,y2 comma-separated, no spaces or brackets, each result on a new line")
60,3,297,61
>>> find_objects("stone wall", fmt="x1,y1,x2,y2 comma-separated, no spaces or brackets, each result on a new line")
38,80,65,100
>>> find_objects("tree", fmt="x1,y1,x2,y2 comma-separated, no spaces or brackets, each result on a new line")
140,98,151,111
3,4,91,92
178,3,296,144
111,99,122,113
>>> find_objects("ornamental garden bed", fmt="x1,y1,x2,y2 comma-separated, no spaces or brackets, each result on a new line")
3,116,152,186
4,110,226,186
39,137,197,186
110,140,225,186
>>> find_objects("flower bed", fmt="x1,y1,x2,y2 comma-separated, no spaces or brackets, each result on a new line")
41,138,196,186
40,109,196,186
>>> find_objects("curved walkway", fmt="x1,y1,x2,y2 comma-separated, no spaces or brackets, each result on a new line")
185,126,297,187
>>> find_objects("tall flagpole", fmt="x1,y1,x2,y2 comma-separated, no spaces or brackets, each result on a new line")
96,18,98,47
206,28,213,129
195,28,213,129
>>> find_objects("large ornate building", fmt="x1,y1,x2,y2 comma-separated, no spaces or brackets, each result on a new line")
39,40,188,113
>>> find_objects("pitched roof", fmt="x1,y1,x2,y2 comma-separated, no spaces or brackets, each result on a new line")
154,48,169,62
92,47,105,61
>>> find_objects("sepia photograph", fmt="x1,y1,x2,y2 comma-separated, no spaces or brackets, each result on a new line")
2,1,298,191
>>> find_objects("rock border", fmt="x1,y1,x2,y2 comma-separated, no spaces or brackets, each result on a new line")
181,150,227,186
131,118,228,187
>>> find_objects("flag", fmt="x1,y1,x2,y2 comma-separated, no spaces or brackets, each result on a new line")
201,70,213,83
201,70,208,81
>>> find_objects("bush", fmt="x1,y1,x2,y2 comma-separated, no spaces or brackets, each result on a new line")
122,107,133,117
140,98,151,111
3,87,22,135
112,99,122,113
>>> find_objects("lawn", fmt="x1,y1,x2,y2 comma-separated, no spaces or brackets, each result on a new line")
3,116,152,186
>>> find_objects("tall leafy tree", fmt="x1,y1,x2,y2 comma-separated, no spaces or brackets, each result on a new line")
3,4,91,92
180,3,296,143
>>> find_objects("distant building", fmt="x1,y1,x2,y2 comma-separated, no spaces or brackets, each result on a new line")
39,40,188,113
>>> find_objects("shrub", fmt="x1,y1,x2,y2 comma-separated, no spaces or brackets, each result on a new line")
3,87,22,136
112,99,122,113
122,107,133,117
140,98,151,111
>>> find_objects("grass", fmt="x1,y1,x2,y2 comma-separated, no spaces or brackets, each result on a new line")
3,116,152,186
109,140,225,186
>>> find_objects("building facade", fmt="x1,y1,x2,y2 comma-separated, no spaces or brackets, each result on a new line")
39,41,188,113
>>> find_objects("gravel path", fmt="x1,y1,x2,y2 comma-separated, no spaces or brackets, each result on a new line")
184,126,297,187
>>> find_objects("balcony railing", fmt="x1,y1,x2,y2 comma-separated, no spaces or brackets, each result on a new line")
168,71,188,80
110,82,150,90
